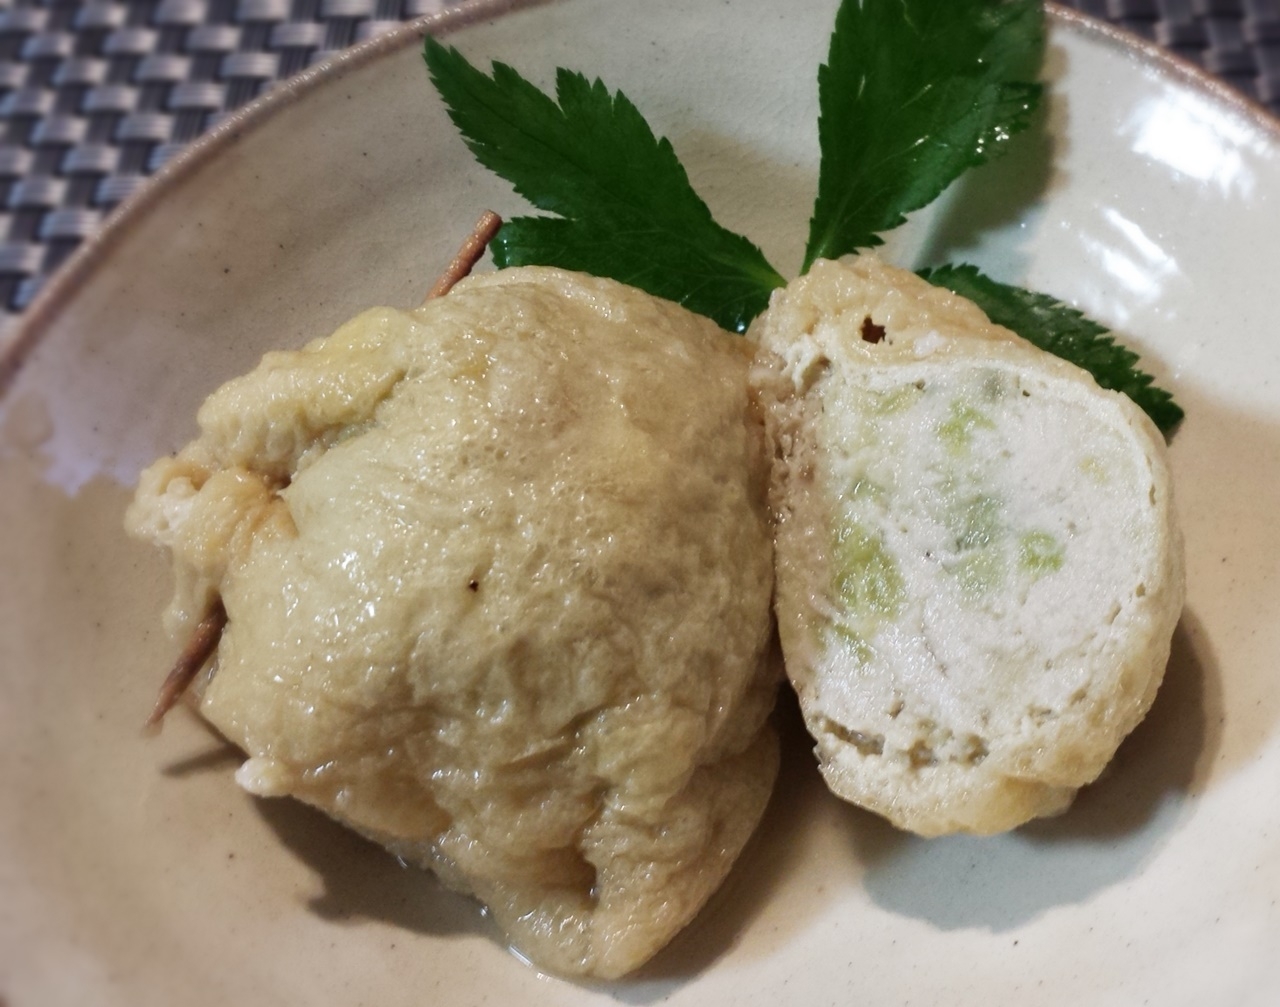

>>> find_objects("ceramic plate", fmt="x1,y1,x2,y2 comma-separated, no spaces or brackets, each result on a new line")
2,2,1279,1004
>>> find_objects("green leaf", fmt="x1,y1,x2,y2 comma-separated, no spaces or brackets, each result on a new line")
919,264,1184,434
804,0,1044,270
423,36,785,332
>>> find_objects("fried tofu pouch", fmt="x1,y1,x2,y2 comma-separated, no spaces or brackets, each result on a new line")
749,255,1184,837
126,267,779,979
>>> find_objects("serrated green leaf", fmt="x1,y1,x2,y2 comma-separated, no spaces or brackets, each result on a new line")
804,0,1044,269
423,36,784,332
919,264,1184,433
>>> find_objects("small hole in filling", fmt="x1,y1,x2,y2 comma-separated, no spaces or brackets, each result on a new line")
907,740,936,768
823,718,885,756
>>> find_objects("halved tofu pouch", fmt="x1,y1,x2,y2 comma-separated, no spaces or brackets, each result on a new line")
750,255,1185,837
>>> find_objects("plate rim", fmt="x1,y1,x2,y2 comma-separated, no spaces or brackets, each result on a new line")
1,0,1277,398
0,0,546,395
2,3,1279,998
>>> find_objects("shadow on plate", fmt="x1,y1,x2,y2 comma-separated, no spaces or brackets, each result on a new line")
159,713,245,776
148,598,1225,974
253,794,497,942
159,690,816,989
160,742,245,777
611,596,1225,990
160,715,496,942
841,610,1221,931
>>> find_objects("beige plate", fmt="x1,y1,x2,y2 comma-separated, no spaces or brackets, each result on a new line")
2,1,1279,1003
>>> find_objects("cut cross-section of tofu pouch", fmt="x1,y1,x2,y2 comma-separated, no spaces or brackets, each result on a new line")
749,255,1185,837
126,267,780,979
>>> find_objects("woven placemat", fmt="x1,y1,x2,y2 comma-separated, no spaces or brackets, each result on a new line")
1,0,1277,319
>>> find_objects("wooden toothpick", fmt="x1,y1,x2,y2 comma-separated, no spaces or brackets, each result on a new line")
143,599,227,731
424,210,503,301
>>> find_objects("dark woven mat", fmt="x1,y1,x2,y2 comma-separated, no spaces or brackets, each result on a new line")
1,0,1277,317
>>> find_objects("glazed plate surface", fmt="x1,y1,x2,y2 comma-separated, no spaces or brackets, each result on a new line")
2,2,1278,1004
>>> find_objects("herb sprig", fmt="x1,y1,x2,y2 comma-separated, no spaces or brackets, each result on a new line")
805,0,1043,268
424,42,783,332
424,0,1182,431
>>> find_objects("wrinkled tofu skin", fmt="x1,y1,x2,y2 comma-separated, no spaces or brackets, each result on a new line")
127,267,780,979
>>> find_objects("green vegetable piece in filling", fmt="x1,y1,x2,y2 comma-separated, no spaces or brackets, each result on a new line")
952,493,1003,551
950,546,1006,597
1079,456,1109,484
833,521,905,620
980,369,1011,402
938,400,996,454
870,384,921,415
1019,530,1065,576
831,623,876,665
933,470,1009,598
